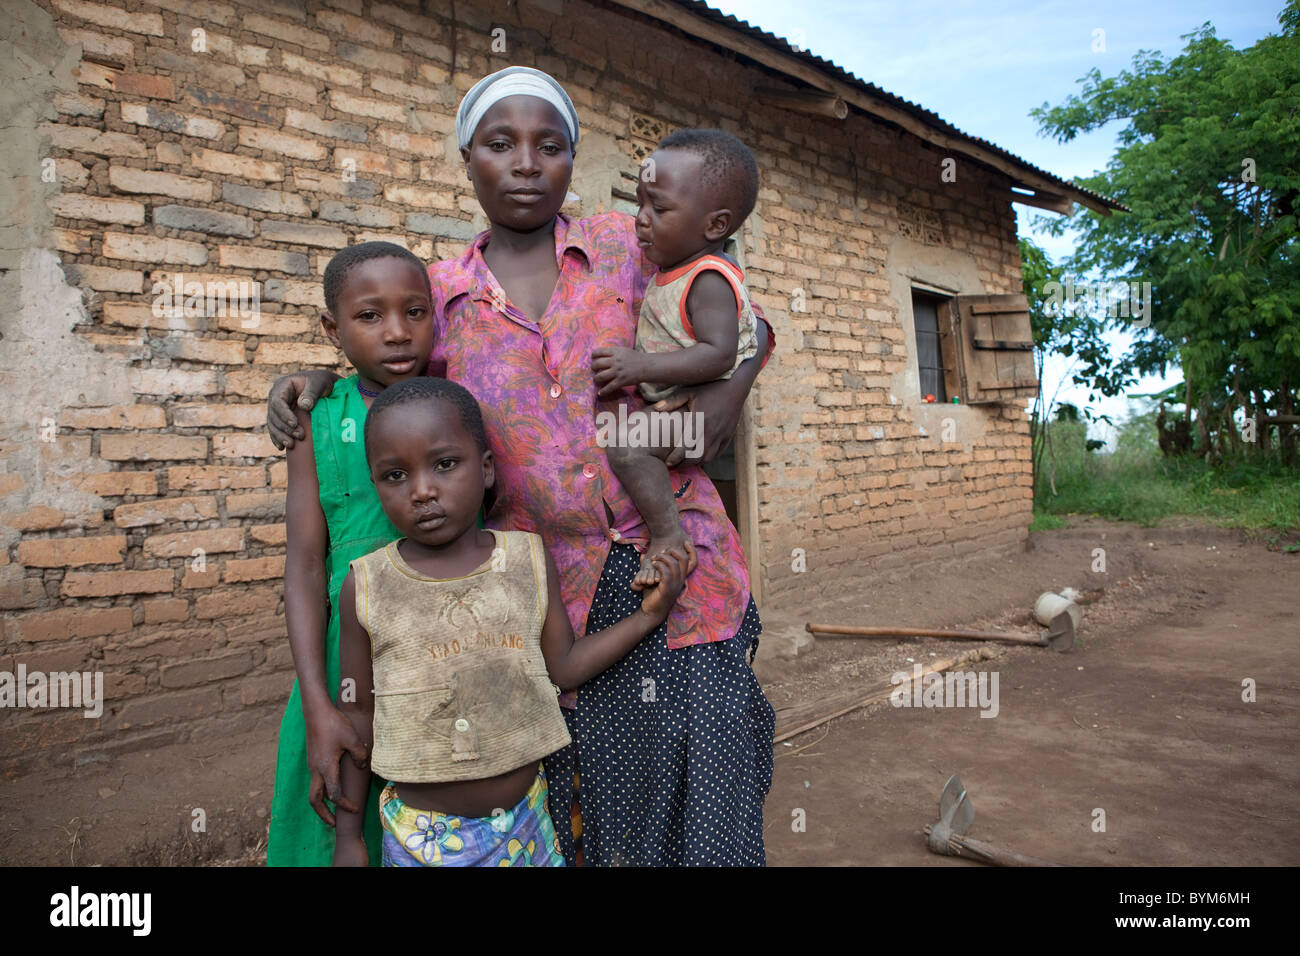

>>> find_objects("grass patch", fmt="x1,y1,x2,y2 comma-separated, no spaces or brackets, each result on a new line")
1030,511,1069,532
1035,420,1300,530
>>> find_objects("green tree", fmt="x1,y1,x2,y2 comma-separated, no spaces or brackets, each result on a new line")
1020,237,1132,499
1030,2,1300,462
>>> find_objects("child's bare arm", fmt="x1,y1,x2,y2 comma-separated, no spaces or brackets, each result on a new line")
284,407,329,709
591,271,740,397
539,543,695,689
333,570,375,866
284,406,367,825
642,270,740,383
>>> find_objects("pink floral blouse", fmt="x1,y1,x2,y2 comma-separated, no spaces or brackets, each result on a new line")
426,212,773,660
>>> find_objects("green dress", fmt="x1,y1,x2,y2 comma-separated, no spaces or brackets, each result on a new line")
268,375,399,866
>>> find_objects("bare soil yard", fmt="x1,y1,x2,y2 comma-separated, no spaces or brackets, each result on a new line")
1,519,1295,866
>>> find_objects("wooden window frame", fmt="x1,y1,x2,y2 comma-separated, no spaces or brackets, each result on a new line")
948,293,1038,405
909,288,962,404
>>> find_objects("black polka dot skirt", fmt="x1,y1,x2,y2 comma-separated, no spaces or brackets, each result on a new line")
543,542,775,866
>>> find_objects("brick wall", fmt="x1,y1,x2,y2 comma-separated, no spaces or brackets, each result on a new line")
748,121,1034,602
1,0,1031,771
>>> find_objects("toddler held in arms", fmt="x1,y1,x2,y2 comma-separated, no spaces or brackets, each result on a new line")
590,129,760,585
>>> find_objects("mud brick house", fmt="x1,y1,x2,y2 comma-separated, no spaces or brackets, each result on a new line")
0,0,1120,770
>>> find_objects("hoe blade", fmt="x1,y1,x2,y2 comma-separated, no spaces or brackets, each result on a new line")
1045,611,1076,652
938,773,974,837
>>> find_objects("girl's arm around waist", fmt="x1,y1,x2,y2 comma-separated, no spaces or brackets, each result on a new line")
540,542,695,690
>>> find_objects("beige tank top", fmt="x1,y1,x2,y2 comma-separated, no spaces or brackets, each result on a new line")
350,529,571,783
635,253,760,402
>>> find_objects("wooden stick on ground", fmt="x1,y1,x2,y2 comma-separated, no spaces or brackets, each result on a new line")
806,622,1047,646
773,647,998,744
924,824,1066,867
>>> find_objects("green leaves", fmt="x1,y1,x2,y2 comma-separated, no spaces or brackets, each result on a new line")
1020,238,1132,400
1031,2,1300,457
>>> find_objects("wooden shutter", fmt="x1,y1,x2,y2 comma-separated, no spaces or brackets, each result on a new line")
950,293,1037,405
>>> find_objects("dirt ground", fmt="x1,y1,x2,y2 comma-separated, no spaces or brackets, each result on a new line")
1,518,1296,866
757,518,1300,866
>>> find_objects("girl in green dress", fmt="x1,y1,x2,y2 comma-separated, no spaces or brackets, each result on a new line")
267,242,435,866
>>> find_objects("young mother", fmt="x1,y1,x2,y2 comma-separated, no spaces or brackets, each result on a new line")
265,66,775,866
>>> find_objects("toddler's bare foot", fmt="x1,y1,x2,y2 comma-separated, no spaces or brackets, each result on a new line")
633,528,691,589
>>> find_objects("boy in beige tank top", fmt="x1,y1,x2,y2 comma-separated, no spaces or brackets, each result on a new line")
591,129,760,586
332,377,693,866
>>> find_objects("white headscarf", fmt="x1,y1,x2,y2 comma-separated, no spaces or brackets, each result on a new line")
455,65,580,153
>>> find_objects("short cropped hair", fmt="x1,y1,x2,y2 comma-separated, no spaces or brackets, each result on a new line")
658,128,759,230
364,376,489,463
323,241,431,315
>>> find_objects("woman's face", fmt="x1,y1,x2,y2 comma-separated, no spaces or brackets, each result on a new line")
460,95,573,232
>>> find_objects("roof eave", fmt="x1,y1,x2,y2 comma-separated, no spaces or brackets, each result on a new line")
609,0,1127,217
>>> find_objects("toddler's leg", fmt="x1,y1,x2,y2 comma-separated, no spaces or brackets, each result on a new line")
605,407,690,587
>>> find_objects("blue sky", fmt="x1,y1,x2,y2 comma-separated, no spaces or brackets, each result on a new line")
707,0,1285,436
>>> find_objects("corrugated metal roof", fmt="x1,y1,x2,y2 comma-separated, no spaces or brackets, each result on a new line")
651,0,1126,213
